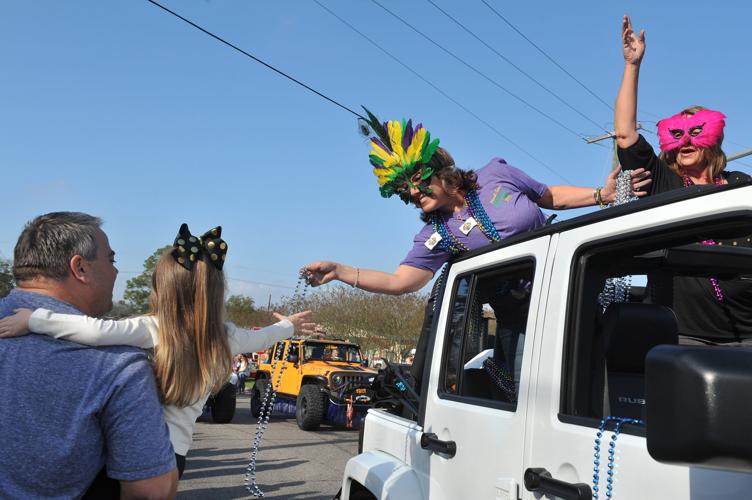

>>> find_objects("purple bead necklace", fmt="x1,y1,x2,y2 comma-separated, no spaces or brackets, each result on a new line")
683,175,724,302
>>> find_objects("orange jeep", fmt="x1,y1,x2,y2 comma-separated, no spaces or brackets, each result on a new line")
251,338,377,430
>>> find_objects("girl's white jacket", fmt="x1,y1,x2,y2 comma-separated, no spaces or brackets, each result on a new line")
28,309,293,455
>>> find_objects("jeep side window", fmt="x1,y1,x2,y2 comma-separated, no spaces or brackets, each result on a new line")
286,344,299,362
441,261,535,410
443,276,470,395
561,217,752,427
273,342,285,361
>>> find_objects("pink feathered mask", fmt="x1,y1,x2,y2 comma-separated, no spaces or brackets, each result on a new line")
657,109,725,152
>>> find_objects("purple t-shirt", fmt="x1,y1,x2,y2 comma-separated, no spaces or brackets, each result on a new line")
401,158,548,273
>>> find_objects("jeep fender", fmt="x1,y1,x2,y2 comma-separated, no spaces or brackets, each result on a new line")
341,451,432,500
301,375,328,386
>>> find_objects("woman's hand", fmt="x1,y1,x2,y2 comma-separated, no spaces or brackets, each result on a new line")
600,165,652,203
273,310,316,335
622,15,645,66
304,261,340,287
0,308,33,338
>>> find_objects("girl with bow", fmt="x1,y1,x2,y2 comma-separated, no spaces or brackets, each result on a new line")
0,223,314,477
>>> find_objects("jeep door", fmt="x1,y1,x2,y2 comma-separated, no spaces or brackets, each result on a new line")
524,188,752,499
420,236,551,500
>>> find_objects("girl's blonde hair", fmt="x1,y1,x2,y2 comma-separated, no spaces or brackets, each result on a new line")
150,251,232,407
659,105,727,179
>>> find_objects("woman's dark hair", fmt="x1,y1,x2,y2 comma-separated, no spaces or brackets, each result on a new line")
419,147,478,222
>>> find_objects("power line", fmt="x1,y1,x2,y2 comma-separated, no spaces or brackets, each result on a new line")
312,0,571,183
479,0,614,112
368,0,586,140
426,0,608,134
144,0,363,119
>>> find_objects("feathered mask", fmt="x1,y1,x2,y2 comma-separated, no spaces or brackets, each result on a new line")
361,107,441,203
657,109,726,152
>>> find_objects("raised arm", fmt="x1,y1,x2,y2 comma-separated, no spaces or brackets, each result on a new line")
14,308,158,348
225,311,314,354
615,15,645,149
304,263,432,295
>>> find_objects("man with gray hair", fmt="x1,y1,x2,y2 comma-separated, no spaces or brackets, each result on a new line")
0,212,177,499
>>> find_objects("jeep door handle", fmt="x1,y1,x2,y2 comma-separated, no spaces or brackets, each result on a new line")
524,468,591,500
420,433,456,458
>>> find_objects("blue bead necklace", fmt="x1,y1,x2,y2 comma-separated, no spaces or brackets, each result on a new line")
430,189,501,256
592,416,644,499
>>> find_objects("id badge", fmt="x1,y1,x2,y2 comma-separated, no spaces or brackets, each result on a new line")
425,232,442,250
459,217,478,235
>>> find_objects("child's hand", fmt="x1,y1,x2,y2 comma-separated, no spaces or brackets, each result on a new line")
273,310,316,336
0,308,33,338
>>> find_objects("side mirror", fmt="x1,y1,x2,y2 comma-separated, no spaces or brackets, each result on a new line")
288,354,299,365
645,345,752,473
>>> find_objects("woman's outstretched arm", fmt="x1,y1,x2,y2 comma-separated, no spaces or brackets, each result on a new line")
539,165,652,209
304,263,432,295
615,15,645,149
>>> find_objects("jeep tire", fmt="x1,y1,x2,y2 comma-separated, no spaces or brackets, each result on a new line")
211,382,237,423
296,384,326,431
250,379,268,418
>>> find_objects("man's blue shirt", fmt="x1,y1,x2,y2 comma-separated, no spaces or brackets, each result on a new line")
0,290,175,499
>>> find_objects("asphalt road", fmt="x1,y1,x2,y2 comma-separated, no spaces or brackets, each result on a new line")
177,392,359,500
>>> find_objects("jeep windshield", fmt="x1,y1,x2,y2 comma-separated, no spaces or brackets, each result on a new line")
303,342,362,363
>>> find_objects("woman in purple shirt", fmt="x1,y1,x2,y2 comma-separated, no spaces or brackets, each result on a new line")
305,109,650,293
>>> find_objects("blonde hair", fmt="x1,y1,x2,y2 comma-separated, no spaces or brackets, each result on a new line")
150,251,232,407
659,105,727,179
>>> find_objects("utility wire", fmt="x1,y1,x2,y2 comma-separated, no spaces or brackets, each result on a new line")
479,0,614,112
426,0,608,134
369,0,585,140
312,0,571,183
144,0,363,119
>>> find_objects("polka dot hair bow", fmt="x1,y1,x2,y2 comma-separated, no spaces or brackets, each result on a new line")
171,223,227,271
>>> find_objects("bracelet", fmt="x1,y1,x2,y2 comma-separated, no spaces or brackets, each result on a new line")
595,187,605,209
352,267,360,289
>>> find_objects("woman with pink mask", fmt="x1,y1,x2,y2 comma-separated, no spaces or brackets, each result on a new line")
615,16,752,344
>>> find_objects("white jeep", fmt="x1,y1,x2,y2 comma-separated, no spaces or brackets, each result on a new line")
340,181,752,499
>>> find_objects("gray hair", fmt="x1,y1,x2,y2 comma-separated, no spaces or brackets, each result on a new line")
13,212,103,282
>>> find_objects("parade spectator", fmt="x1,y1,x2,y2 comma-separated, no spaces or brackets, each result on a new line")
237,354,250,393
0,212,177,499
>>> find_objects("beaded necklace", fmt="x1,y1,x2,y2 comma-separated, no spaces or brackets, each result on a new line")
244,269,310,497
683,175,725,302
592,416,644,499
430,189,501,256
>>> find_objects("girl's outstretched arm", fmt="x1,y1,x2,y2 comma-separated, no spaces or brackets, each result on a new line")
225,310,315,354
0,308,157,348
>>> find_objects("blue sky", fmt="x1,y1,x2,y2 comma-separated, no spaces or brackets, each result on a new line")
2,1,750,306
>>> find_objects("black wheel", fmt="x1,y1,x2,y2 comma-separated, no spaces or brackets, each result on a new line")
210,382,237,423
296,384,326,431
250,379,268,418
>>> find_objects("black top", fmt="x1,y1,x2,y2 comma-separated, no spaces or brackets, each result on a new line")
618,135,752,342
